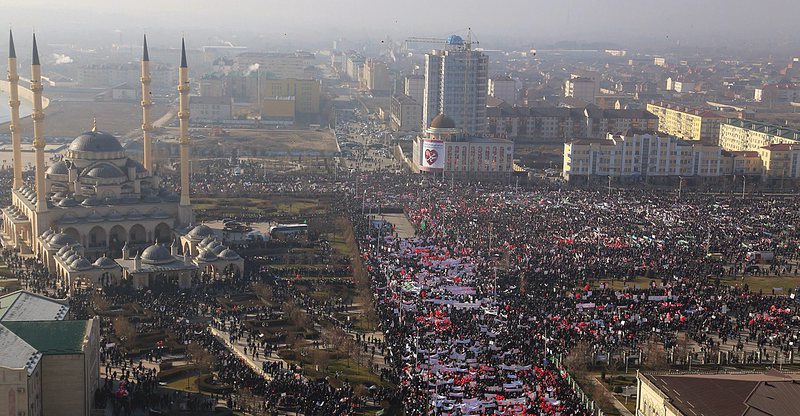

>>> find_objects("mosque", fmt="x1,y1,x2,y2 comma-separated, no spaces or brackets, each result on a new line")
1,32,243,291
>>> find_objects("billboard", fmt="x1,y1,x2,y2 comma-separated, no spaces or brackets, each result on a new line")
421,140,445,170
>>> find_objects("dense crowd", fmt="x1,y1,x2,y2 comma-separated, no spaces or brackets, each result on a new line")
349,179,800,415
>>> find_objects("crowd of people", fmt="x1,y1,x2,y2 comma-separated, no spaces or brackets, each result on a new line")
348,178,800,415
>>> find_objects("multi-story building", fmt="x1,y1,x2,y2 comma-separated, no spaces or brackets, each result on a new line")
488,76,516,103
646,102,726,143
404,75,425,104
754,83,800,104
345,54,365,82
189,96,233,122
723,151,763,176
422,35,488,135
564,76,597,104
719,119,800,151
486,104,657,141
78,63,176,89
235,51,316,80
390,94,422,132
563,131,723,181
637,371,800,416
412,114,513,178
259,78,321,115
756,143,800,179
0,291,100,416
362,59,392,95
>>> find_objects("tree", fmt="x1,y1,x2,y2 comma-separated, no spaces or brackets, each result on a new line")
642,335,670,371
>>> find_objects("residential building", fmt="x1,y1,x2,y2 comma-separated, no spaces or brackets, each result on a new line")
488,76,516,103
390,94,422,132
412,114,513,178
235,51,316,80
562,131,723,181
754,83,800,104
259,78,321,114
637,371,800,416
646,102,726,143
719,119,800,151
189,96,233,122
723,151,763,176
422,35,488,135
404,75,425,103
362,59,392,95
345,54,365,82
486,104,657,141
564,76,597,104
756,144,800,179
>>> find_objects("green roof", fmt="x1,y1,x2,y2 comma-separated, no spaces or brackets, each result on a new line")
2,320,88,355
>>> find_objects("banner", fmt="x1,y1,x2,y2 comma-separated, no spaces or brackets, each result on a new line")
422,140,445,169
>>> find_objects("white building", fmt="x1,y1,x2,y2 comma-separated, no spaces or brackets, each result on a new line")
412,114,513,178
563,131,723,181
189,96,233,122
422,35,488,136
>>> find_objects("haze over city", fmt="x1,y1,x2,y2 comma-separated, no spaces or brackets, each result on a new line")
2,1,800,415
3,0,800,52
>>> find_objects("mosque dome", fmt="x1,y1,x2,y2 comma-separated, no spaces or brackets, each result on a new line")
69,130,124,153
48,233,77,249
85,164,126,179
46,160,70,175
140,244,175,265
93,256,118,269
430,114,457,129
70,258,94,271
188,225,215,239
218,248,239,260
196,250,218,262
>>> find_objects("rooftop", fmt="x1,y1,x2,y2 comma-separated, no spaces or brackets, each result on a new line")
0,324,41,374
725,119,800,141
644,371,800,416
2,320,90,355
0,290,69,322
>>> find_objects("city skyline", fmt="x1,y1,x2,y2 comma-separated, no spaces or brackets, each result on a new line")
1,0,799,52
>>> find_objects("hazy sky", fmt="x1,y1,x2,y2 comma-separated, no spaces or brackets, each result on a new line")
1,0,799,51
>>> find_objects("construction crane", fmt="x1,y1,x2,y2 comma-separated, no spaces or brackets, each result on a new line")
404,30,481,136
404,30,479,52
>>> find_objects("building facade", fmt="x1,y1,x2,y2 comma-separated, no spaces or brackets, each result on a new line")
563,131,724,181
646,102,726,143
488,76,516,104
719,119,800,151
564,76,596,104
189,96,233,122
390,94,422,132
362,59,391,95
487,104,657,141
422,35,488,135
404,75,425,103
412,114,513,178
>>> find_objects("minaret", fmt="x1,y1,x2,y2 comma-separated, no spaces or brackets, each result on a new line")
141,34,153,172
7,30,22,190
31,34,47,215
177,38,193,225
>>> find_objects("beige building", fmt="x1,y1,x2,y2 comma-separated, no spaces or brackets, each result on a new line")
0,290,100,416
260,96,296,124
412,114,514,178
189,96,233,122
259,78,321,115
563,131,724,180
390,94,422,132
637,371,800,416
719,119,800,151
404,75,425,103
362,59,392,95
645,102,726,143
756,143,800,179
235,51,315,80
487,104,657,141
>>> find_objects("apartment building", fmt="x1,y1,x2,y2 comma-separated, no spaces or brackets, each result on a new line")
719,119,800,151
645,102,726,143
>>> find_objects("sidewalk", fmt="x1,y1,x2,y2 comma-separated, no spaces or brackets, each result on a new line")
209,326,292,381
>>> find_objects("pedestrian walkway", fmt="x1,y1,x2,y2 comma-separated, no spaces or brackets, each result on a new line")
209,326,290,381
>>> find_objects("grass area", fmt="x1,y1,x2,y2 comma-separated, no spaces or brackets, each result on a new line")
164,375,201,393
723,275,800,294
317,358,386,387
